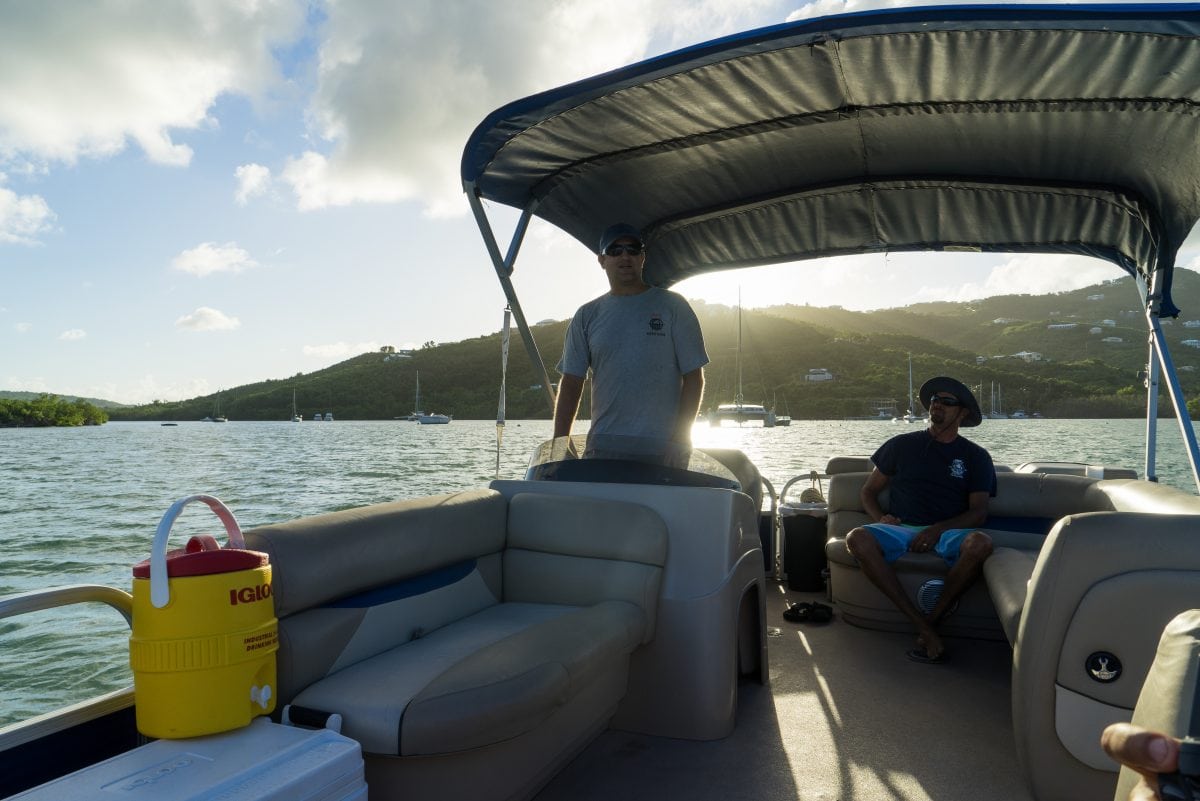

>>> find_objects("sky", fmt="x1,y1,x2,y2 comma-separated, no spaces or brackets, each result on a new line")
2,0,1198,405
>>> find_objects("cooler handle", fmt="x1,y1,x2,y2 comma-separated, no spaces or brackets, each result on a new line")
150,494,246,609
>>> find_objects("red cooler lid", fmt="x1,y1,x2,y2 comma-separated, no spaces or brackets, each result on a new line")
132,534,269,578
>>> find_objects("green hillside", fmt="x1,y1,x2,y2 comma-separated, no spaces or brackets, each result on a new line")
100,271,1200,421
0,391,127,410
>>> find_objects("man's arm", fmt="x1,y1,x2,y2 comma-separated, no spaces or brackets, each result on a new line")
553,373,585,439
672,368,704,443
861,468,896,523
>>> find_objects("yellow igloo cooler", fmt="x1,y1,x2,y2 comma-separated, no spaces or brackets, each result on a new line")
129,494,277,739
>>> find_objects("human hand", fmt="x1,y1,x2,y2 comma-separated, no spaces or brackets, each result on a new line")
879,514,901,525
909,528,941,554
1101,722,1181,800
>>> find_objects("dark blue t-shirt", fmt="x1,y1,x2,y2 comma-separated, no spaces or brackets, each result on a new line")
871,429,996,525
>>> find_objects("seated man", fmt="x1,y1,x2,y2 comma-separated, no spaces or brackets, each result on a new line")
844,377,996,663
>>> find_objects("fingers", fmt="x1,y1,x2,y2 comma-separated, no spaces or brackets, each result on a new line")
1101,722,1179,774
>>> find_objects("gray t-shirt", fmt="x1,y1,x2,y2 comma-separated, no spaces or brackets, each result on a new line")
558,287,708,456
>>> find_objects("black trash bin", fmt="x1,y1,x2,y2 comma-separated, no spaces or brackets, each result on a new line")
781,503,828,591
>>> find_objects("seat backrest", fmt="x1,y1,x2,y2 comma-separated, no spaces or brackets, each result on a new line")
825,455,873,475
504,492,668,643
1012,514,1200,801
825,472,875,541
244,488,509,704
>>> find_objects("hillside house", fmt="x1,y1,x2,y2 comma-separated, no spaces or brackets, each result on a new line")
1100,319,1116,327
1185,320,1200,328
1012,351,1043,362
1182,340,1200,349
1087,294,1105,300
992,317,1016,324
1047,323,1078,330
1090,327,1102,334
805,368,834,382
1101,337,1124,343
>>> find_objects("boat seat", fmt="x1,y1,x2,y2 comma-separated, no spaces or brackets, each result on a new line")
245,489,669,801
824,455,873,475
823,470,1097,638
1012,514,1200,801
1113,610,1200,800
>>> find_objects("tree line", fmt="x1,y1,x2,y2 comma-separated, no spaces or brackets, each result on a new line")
0,395,109,427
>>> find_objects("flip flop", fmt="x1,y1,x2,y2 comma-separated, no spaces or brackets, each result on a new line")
806,602,833,623
906,646,948,664
783,601,834,624
783,602,813,623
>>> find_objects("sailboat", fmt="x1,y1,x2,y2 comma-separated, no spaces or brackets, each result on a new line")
210,392,228,423
409,370,451,424
290,390,302,423
894,353,926,423
989,381,1009,419
708,293,774,426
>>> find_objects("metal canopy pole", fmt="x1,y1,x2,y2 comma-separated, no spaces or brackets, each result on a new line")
465,183,557,414
1142,270,1200,492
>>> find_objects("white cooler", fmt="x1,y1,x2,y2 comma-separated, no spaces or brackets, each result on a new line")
11,718,366,801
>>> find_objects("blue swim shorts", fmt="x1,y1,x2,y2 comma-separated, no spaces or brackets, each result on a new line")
861,524,974,566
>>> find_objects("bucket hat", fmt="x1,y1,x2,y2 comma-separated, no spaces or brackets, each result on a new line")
919,376,982,427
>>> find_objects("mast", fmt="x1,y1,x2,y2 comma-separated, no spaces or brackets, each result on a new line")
735,289,744,407
907,353,914,415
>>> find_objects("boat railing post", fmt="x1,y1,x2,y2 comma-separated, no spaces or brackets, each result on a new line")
1142,270,1200,492
1149,314,1200,491
465,182,557,414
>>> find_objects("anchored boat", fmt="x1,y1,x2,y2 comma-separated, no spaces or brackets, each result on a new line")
7,5,1200,801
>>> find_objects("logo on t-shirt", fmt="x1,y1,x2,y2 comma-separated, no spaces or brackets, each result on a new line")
949,458,966,479
647,314,665,336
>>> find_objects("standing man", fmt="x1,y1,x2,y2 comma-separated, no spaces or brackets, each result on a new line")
554,223,708,465
844,376,996,663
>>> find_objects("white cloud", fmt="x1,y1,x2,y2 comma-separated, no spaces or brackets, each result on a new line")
15,322,31,333
4,376,51,393
918,254,1125,304
58,329,87,341
172,242,258,276
176,307,241,331
0,1,307,168
786,0,908,22
302,341,381,360
234,163,271,205
281,0,777,215
0,186,55,244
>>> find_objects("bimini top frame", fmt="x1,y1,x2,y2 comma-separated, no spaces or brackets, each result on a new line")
461,3,1200,491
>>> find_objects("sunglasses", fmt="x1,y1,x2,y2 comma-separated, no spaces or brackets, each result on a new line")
929,395,963,407
603,243,645,256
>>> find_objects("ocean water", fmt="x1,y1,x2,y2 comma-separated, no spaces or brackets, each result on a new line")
0,417,1195,726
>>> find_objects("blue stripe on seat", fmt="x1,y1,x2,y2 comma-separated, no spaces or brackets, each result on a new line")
984,516,1057,535
326,560,478,608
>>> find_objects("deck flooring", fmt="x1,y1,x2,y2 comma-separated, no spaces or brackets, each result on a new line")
536,582,1036,801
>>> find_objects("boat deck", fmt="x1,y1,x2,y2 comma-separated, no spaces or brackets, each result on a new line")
537,583,1033,801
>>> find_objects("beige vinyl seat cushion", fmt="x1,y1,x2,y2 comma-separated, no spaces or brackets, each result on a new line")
292,599,646,756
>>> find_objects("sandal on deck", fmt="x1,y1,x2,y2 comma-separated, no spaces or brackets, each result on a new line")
783,601,834,624
906,646,948,664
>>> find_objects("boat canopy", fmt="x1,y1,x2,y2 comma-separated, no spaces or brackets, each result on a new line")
462,3,1200,317
462,3,1200,490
